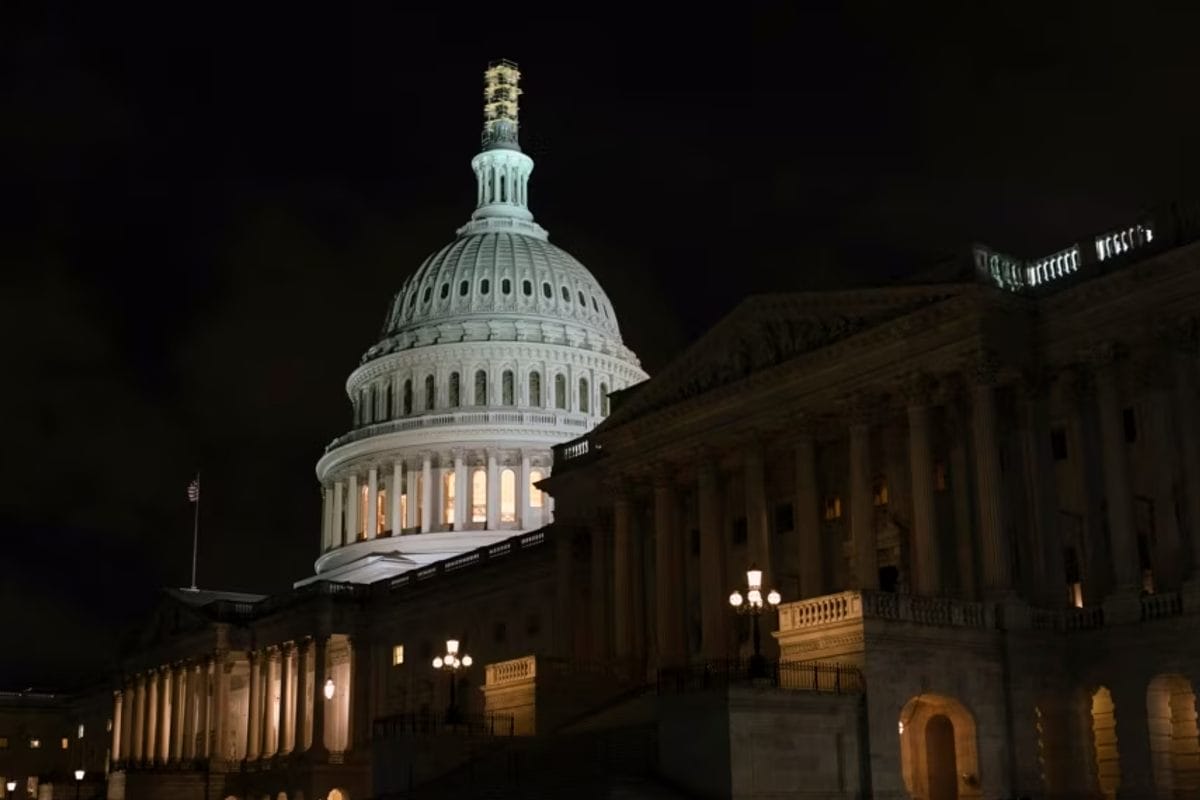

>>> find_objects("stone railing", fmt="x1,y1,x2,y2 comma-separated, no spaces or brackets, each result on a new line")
1095,222,1154,262
486,655,537,687
385,528,547,592
1141,591,1183,621
777,591,991,632
326,409,591,451
1029,605,1105,632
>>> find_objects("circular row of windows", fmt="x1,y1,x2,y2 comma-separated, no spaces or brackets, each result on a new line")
406,278,610,319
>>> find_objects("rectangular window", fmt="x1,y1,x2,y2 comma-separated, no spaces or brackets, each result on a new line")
392,645,404,666
731,517,747,545
500,469,516,522
872,477,889,506
774,503,794,534
1123,407,1138,443
0,736,8,749
60,737,68,750
471,469,487,523
29,738,40,749
1050,427,1068,461
823,495,842,521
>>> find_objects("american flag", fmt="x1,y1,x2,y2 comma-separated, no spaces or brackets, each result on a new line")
187,477,200,503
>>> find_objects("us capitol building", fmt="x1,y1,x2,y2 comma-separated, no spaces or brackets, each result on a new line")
7,60,1200,800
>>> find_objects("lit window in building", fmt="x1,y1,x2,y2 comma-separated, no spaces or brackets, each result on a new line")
359,485,369,539
554,374,566,409
823,496,842,520
377,490,387,534
29,738,40,749
444,472,456,526
600,383,609,416
579,378,589,413
425,375,436,410
472,469,487,523
872,477,889,507
0,737,8,749
400,492,408,529
529,371,542,406
475,370,488,406
77,724,84,739
449,372,461,407
392,645,404,666
502,370,515,405
500,469,516,522
933,462,948,491
529,470,544,508
60,737,68,750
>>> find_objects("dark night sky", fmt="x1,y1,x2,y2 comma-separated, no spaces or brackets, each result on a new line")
2,3,1199,688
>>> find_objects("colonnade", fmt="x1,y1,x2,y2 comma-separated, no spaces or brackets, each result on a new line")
599,347,1200,668
113,635,354,769
321,450,552,552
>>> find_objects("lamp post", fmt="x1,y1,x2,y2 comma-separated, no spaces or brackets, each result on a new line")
432,639,473,724
6,781,16,798
728,564,782,679
74,769,84,800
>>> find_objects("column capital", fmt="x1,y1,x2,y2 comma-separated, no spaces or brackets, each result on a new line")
1015,366,1055,402
962,348,1004,386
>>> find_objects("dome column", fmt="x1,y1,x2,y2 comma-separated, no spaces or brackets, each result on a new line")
519,451,531,528
366,467,379,540
332,481,344,547
487,451,500,529
454,452,467,529
420,454,433,532
390,460,403,534
345,474,359,543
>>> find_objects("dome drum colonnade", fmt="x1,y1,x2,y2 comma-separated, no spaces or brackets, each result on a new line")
312,59,646,583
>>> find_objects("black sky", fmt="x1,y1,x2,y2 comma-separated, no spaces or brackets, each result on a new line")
2,3,1198,688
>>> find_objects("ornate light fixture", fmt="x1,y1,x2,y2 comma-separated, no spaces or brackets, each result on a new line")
728,564,782,679
323,678,336,701
432,638,473,723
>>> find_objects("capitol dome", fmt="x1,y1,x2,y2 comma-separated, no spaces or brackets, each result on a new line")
307,60,647,586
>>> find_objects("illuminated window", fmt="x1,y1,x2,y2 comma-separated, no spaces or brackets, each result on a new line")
554,374,566,409
78,724,85,739
872,477,889,507
529,371,542,406
443,472,456,526
600,383,609,416
30,738,40,749
449,372,461,407
425,375,436,410
60,737,68,750
392,645,404,666
578,378,589,413
500,469,516,522
472,469,487,523
823,496,842,520
475,370,488,406
502,370,514,405
359,485,369,538
377,489,387,534
529,469,544,508
403,379,413,415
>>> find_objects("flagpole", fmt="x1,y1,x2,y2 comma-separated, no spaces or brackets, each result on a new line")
190,471,200,591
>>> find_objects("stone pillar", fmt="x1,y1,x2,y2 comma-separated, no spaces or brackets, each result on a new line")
743,447,772,584
698,463,726,660
946,403,978,599
332,481,344,547
454,451,467,529
111,690,124,762
320,486,331,552
212,654,230,764
310,636,329,757
197,660,211,759
1139,359,1183,589
346,474,359,542
131,675,144,763
849,417,878,590
120,679,134,764
265,648,280,757
420,454,433,532
970,361,1011,596
391,460,403,534
486,451,500,530
654,480,685,667
794,433,823,599
613,492,634,658
590,521,609,658
405,458,418,530
279,644,293,755
294,640,310,752
173,665,187,761
1094,357,1140,591
519,451,531,528
246,652,261,761
144,670,158,765
907,398,941,596
1174,351,1200,580
366,467,379,540
159,668,172,763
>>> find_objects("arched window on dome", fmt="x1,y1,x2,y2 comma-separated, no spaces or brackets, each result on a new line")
474,370,488,406
449,372,461,407
423,286,432,304
600,382,610,417
402,379,413,416
362,388,373,425
481,279,490,295
529,371,542,407
500,172,507,202
502,278,511,295
561,286,570,302
579,378,590,414
386,383,395,419
471,469,487,523
523,280,533,297
443,472,456,528
459,280,469,297
592,296,599,312
500,469,516,522
529,469,544,508
502,370,515,405
542,282,552,299
425,375,436,410
578,291,586,306
554,374,567,410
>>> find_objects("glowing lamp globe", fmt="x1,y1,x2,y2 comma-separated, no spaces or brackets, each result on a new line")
75,770,85,781
432,657,444,669
323,678,335,700
767,589,781,606
462,654,473,667
729,590,743,607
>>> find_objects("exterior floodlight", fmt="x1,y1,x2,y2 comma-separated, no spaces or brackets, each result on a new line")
323,678,336,700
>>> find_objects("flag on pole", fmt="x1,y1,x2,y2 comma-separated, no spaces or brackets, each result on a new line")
187,477,200,503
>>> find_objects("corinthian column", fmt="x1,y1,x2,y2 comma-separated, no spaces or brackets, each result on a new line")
654,478,685,667
698,463,726,659
246,652,261,761
794,430,823,599
743,446,772,586
612,490,634,658
906,375,941,596
1093,352,1139,591
848,400,878,590
969,354,1011,596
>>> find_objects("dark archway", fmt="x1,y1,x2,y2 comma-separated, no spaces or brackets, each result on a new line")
926,713,959,800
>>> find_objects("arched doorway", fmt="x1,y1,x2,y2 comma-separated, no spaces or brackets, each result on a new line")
327,790,348,800
899,694,981,799
1147,674,1200,797
926,713,958,800
1091,686,1120,800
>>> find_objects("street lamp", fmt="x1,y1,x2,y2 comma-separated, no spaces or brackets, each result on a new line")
323,678,336,701
74,770,84,800
432,638,473,723
6,781,16,796
728,564,782,679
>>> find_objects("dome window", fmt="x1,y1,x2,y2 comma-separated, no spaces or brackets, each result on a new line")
542,282,552,299
501,278,511,295
578,291,586,306
529,371,542,407
409,293,418,310
561,286,570,302
554,374,567,410
591,296,599,312
424,375,436,410
502,370,514,405
449,372,461,407
523,280,533,296
423,287,432,304
440,283,450,300
579,377,590,414
459,280,469,297
471,469,487,523
481,279,490,295
474,370,488,406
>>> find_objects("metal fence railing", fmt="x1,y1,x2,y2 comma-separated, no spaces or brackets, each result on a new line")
373,710,516,739
656,659,863,696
